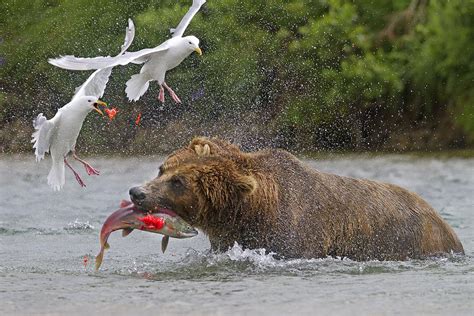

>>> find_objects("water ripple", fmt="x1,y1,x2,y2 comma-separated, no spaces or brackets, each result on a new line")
0,227,62,236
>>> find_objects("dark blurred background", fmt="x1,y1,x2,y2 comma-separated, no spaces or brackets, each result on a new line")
0,0,472,155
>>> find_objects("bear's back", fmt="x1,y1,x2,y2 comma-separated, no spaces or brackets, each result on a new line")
245,148,464,260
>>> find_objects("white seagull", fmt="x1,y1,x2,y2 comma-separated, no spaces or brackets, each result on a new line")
32,19,135,191
48,0,206,103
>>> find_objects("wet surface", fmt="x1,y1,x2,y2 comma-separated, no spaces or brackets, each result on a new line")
0,155,473,315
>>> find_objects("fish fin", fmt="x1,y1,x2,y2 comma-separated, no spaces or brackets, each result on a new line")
122,228,134,237
105,242,110,249
161,236,169,253
95,250,104,270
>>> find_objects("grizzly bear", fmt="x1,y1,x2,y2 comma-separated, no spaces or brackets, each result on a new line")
129,137,464,261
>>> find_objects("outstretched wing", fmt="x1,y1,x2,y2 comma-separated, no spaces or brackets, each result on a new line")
48,18,164,71
72,19,137,99
170,0,206,38
120,18,135,54
31,112,61,161
73,68,113,99
48,43,169,71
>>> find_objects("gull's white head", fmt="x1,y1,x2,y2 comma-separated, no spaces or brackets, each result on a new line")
183,36,202,56
74,96,107,115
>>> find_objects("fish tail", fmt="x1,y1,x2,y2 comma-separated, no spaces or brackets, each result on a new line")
95,249,104,271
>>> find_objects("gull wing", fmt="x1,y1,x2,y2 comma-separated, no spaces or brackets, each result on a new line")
120,18,135,54
31,112,61,162
48,43,169,71
48,18,168,72
170,0,206,38
72,19,136,99
72,68,113,100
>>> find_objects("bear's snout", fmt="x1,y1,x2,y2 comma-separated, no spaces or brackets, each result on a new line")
129,186,146,204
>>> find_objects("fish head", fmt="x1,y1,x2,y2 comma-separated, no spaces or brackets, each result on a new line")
156,212,198,238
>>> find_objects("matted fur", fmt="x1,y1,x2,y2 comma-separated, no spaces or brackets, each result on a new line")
135,137,464,261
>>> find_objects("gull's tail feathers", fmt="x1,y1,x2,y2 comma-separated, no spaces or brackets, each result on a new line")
47,157,65,191
125,74,150,101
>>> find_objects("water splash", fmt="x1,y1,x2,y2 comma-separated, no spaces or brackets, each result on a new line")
63,219,94,233
122,242,472,281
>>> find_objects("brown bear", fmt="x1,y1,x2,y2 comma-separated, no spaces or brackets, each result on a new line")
129,137,464,261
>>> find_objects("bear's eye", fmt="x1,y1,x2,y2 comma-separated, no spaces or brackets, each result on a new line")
170,176,184,189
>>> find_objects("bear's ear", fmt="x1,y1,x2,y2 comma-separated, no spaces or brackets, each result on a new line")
194,143,211,157
197,163,257,208
234,174,257,195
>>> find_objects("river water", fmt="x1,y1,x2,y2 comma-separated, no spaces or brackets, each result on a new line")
0,155,473,315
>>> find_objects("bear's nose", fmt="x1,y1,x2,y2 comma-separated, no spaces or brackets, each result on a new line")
129,186,146,202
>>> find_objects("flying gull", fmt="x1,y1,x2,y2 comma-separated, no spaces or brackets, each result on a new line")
49,0,206,103
32,19,135,190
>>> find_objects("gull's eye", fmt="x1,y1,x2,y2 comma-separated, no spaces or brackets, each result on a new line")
188,41,192,45
87,99,92,102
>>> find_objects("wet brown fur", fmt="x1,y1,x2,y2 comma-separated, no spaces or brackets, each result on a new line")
136,137,464,261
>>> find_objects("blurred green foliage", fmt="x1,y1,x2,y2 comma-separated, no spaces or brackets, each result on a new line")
0,0,472,153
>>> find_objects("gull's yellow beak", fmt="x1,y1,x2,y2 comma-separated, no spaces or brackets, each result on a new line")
194,47,202,56
93,100,107,115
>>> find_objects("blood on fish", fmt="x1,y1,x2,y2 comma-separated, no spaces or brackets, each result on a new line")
135,112,142,126
83,255,89,267
105,107,119,121
138,215,165,230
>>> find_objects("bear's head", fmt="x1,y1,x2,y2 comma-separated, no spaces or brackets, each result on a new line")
129,138,258,230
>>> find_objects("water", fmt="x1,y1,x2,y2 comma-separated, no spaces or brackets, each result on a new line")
1,155,473,315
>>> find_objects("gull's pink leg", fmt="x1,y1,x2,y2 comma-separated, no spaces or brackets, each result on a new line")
163,82,182,104
73,152,100,176
64,158,86,188
158,85,165,103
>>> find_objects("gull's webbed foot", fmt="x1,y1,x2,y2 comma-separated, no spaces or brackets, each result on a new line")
73,153,100,176
163,82,182,104
84,164,100,176
158,85,165,103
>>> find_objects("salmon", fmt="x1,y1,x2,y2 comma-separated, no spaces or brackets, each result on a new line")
95,200,197,270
